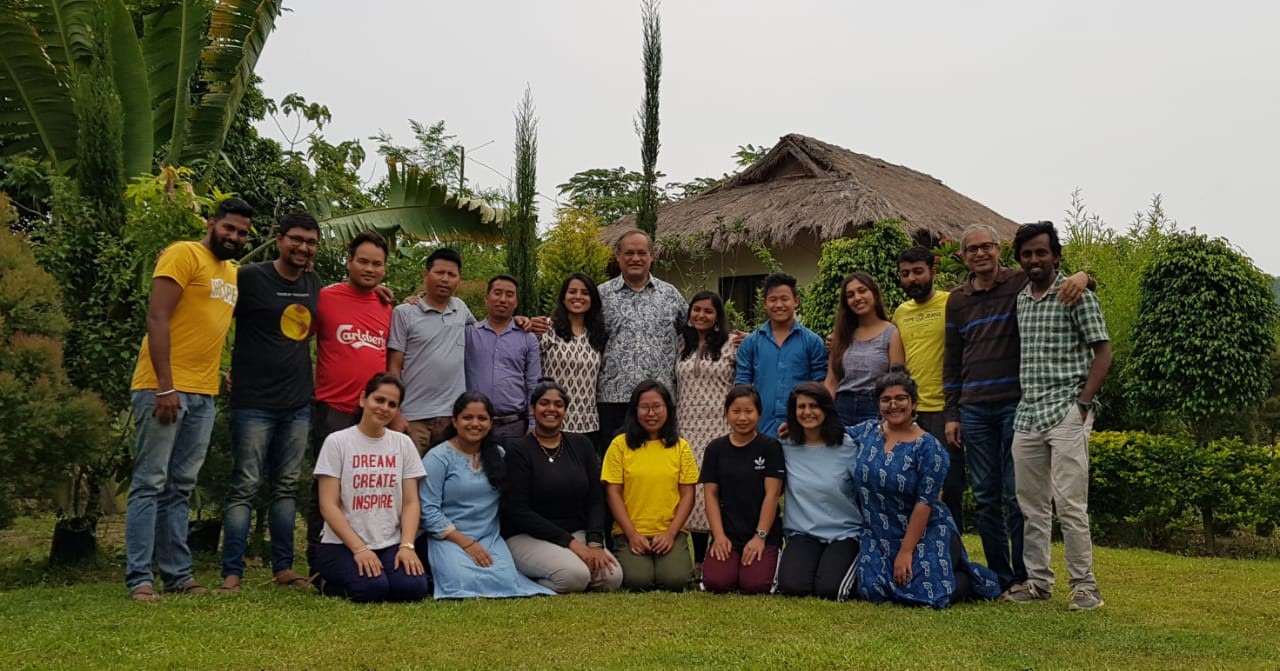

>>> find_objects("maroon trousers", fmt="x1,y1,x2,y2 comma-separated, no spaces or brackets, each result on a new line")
701,545,779,594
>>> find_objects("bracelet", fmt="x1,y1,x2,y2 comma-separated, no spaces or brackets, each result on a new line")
352,546,369,555
399,542,415,550
461,541,475,549
155,388,178,397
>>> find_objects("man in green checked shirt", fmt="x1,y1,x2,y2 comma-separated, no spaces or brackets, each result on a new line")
1001,222,1113,612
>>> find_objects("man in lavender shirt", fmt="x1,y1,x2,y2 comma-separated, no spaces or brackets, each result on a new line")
465,274,542,444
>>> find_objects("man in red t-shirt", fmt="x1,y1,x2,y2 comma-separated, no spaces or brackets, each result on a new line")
305,231,394,571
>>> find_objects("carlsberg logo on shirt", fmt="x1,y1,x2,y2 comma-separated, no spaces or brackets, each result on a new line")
336,324,387,350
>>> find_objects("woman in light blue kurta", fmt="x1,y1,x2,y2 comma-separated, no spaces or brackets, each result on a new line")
420,391,554,600
850,370,1002,608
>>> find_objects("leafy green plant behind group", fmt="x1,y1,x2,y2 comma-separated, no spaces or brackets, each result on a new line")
800,219,912,338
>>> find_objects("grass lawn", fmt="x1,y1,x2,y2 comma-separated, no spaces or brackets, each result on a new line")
1,515,1278,670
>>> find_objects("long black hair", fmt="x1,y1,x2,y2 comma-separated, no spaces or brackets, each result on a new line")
830,271,891,386
550,272,608,353
441,391,507,491
353,372,405,425
786,382,845,446
679,290,729,361
622,380,680,449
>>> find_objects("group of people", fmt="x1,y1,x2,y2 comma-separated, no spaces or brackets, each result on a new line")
122,198,1111,612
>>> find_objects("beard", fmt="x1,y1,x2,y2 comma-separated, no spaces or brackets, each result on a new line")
211,238,244,261
902,282,930,300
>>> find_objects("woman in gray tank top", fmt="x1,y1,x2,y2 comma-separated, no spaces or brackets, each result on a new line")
824,272,905,426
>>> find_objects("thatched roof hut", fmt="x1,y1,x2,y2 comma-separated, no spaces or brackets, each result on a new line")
606,133,1019,250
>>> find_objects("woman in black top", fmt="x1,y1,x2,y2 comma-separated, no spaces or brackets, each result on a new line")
501,379,623,592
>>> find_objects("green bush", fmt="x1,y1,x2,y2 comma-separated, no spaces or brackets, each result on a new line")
1089,430,1280,551
536,206,611,313
0,232,111,528
799,219,911,338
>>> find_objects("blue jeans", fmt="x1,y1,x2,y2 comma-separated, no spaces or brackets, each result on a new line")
220,405,310,577
835,391,878,427
125,391,217,591
959,401,1026,589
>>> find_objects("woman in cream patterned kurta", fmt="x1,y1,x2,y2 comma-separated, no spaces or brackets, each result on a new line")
674,292,738,548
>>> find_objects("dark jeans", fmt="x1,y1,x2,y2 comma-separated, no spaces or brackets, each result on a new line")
305,402,357,572
835,391,878,427
776,534,860,600
490,414,529,446
596,403,629,456
960,401,1026,589
314,543,429,603
918,410,966,531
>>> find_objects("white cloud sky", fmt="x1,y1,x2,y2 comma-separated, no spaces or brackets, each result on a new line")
254,0,1280,274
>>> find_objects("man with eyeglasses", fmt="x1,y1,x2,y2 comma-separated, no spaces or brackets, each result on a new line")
941,223,1090,595
217,212,323,593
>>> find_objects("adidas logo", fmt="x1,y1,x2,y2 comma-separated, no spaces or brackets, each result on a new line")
753,456,766,470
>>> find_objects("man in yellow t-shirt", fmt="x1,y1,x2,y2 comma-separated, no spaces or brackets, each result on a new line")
893,246,965,527
124,198,252,602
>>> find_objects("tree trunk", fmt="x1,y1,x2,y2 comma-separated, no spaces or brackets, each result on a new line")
1201,507,1216,555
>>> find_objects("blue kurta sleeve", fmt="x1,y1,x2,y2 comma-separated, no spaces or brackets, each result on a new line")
915,434,949,507
420,448,456,538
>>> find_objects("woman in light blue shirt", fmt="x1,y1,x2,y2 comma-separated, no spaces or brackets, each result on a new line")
775,382,863,600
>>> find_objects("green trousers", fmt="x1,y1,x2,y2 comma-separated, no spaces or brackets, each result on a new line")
613,531,692,592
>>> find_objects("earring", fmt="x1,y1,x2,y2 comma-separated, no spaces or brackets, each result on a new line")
712,324,721,332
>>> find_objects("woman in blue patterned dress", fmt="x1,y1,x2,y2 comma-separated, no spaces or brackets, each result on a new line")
849,369,1002,608
420,391,556,600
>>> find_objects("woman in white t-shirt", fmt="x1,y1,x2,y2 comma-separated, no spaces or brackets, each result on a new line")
314,373,429,602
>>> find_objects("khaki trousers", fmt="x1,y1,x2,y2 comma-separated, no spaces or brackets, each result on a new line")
406,417,452,458
1012,408,1098,594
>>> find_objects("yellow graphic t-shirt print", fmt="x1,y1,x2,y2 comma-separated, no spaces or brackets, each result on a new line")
280,303,313,341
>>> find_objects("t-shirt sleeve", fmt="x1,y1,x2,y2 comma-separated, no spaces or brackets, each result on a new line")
600,435,627,484
388,307,409,352
763,437,786,479
400,435,426,480
1073,290,1110,345
152,242,200,287
915,434,948,507
677,439,700,485
313,432,344,478
698,439,722,485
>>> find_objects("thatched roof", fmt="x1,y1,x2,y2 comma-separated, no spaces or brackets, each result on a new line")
606,133,1019,250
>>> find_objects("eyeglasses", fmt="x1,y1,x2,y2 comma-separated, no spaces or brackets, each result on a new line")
284,233,319,249
878,395,913,406
962,242,998,255
637,404,666,415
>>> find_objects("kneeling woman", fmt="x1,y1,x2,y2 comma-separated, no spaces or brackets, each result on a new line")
420,392,554,599
850,370,1002,607
776,383,863,600
502,380,622,592
700,385,785,594
602,380,700,591
314,373,429,603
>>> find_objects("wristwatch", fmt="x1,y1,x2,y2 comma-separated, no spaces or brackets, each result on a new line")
756,529,768,539
400,542,415,550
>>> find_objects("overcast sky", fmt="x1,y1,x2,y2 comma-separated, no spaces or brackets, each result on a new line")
254,1,1280,274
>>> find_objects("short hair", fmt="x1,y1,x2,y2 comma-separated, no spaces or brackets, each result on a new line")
348,230,388,260
1013,221,1063,258
613,229,652,253
960,224,1000,248
276,212,319,236
785,382,845,446
622,380,679,449
531,378,571,410
874,367,920,406
761,272,798,297
723,384,762,414
426,247,463,272
212,197,254,220
487,274,519,292
897,245,934,268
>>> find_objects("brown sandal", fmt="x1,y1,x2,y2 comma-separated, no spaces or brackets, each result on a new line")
129,585,164,602
273,569,311,589
169,580,208,595
214,576,242,594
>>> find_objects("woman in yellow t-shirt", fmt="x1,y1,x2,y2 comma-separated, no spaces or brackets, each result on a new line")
601,380,700,591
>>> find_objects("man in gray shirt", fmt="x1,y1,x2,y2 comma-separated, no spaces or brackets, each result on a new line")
389,247,474,456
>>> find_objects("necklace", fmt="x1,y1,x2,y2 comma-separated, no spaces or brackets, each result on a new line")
537,438,563,463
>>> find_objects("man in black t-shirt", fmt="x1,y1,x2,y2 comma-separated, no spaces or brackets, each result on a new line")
217,213,322,594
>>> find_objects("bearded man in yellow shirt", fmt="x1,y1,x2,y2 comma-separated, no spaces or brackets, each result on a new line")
124,198,252,602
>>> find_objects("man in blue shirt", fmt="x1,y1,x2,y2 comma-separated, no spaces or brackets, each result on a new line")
735,273,828,436
465,274,542,444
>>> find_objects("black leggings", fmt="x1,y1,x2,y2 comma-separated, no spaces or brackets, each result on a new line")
690,531,709,564
776,535,860,600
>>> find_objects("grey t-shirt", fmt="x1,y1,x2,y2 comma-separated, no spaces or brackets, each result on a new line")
389,296,475,420
314,425,426,550
836,324,896,394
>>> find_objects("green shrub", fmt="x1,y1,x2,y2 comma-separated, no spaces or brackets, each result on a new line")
536,206,610,313
799,219,911,338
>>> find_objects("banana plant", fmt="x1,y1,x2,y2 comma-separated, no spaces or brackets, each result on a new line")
0,0,282,178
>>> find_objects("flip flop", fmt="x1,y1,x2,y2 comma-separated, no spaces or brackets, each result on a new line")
214,577,241,594
273,569,312,589
129,585,163,603
169,580,208,595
